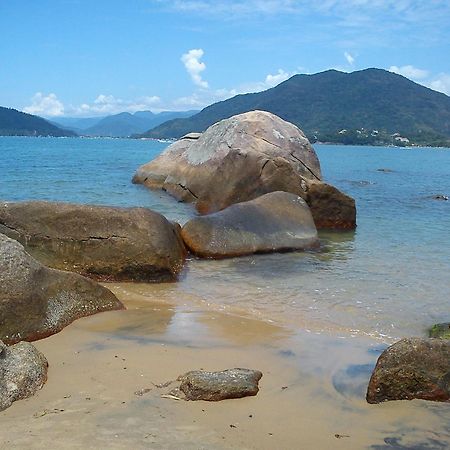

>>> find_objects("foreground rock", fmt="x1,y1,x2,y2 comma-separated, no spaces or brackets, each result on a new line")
178,368,263,401
366,338,450,404
0,201,186,282
181,191,319,258
429,323,450,339
0,233,123,344
305,183,356,230
0,340,48,411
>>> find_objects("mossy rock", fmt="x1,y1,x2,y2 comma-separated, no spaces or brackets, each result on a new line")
429,323,450,340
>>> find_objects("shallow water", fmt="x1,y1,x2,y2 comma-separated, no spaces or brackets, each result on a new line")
1,136,449,341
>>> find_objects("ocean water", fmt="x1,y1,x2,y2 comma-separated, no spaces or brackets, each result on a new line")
1,136,449,342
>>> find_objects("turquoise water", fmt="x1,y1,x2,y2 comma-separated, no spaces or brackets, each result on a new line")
1,136,449,341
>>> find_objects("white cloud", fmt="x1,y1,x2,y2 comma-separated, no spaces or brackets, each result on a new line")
24,92,65,117
389,65,429,80
181,48,208,89
428,73,450,96
344,51,355,65
265,69,292,87
69,94,161,116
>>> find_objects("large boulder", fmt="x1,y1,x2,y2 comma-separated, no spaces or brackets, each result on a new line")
0,340,48,411
0,233,124,344
133,111,321,211
366,338,450,404
181,191,319,258
133,111,356,230
0,201,186,282
178,368,263,401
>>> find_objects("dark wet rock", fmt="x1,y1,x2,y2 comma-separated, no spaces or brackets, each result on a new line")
305,183,356,230
366,338,450,404
0,233,124,344
429,323,450,339
432,195,449,201
178,368,263,401
133,111,322,213
0,340,48,411
181,191,319,258
0,201,186,282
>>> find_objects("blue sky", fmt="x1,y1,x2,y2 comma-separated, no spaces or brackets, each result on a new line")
1,0,450,117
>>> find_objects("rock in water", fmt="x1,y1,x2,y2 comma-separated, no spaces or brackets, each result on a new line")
133,111,322,212
366,338,450,404
178,368,263,401
306,183,356,230
181,191,319,258
0,340,48,411
0,201,186,282
133,111,356,229
0,233,124,344
429,323,450,339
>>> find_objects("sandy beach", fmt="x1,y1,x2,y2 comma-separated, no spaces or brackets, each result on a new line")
1,284,449,449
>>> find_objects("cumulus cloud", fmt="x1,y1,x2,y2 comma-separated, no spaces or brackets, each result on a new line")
69,94,161,116
265,69,292,87
181,49,209,89
344,51,355,65
24,92,65,117
389,65,429,80
428,73,450,96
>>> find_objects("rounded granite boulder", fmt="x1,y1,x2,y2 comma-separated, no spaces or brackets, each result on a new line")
0,201,186,282
181,191,319,258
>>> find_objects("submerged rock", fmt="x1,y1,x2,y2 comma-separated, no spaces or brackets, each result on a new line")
133,110,356,230
0,340,48,411
0,201,186,282
178,368,263,401
366,338,450,404
305,183,356,230
429,323,450,339
181,191,319,258
0,233,124,344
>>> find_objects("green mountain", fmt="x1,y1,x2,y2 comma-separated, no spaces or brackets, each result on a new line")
0,107,77,137
78,110,198,137
141,69,450,147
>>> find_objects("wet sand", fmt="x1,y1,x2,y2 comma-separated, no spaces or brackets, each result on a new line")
1,286,450,449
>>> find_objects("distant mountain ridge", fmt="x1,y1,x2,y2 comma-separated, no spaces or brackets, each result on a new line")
0,107,76,137
52,110,199,137
140,69,450,147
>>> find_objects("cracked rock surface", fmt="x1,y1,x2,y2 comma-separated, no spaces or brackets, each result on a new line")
0,233,124,343
0,340,48,411
0,201,186,281
133,111,322,214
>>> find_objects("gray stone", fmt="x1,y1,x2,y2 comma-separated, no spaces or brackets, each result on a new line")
366,338,450,404
0,233,124,344
0,201,186,282
0,340,48,411
181,191,319,258
178,368,263,401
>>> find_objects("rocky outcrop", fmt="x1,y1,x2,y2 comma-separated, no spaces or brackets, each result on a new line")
429,323,450,339
0,201,186,282
0,340,48,411
366,338,450,404
181,191,319,258
305,183,356,230
0,233,124,344
133,110,356,230
178,368,263,401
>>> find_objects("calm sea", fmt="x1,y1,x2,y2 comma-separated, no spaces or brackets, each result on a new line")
1,136,449,342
